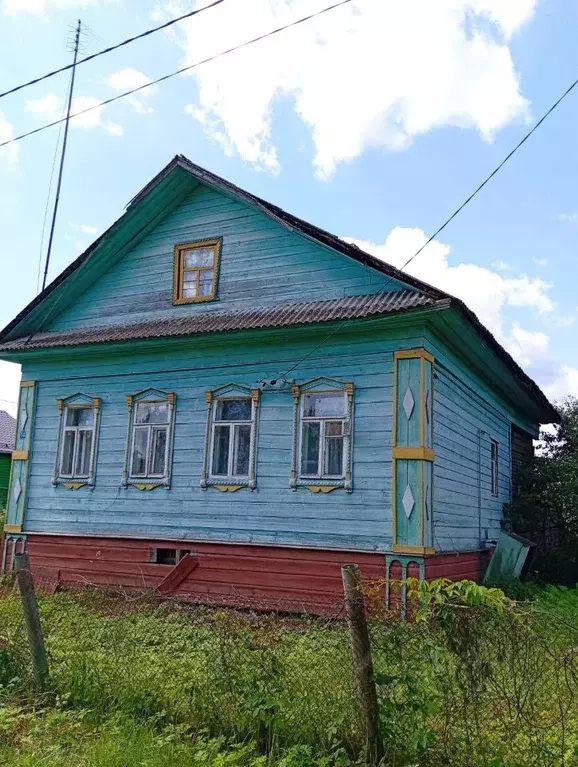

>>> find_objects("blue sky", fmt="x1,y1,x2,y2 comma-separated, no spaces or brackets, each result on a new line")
0,0,577,418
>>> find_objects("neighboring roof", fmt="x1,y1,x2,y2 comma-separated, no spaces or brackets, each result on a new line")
0,410,15,454
0,154,558,424
0,291,440,351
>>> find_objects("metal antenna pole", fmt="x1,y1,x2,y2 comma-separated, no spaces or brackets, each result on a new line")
41,19,82,292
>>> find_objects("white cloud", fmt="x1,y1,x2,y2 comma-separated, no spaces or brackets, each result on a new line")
544,366,578,402
0,111,18,164
4,0,98,15
491,260,512,271
0,361,21,418
555,315,575,327
344,226,578,404
69,222,98,235
347,226,555,341
25,93,122,136
533,257,548,267
169,0,535,176
557,212,578,223
107,69,157,114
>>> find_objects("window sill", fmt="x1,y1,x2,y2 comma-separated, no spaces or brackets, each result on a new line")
125,479,169,491
292,478,352,494
54,478,91,490
173,295,217,306
202,478,255,491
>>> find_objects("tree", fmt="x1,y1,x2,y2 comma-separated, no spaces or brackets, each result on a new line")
504,398,578,585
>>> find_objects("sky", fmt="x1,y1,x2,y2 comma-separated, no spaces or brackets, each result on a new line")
0,0,577,420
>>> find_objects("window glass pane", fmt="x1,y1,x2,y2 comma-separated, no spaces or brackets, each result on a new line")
324,436,344,476
233,424,251,476
66,407,94,427
151,427,167,476
131,427,149,476
212,424,230,475
199,270,214,296
303,392,346,418
182,271,198,298
135,402,169,424
301,421,320,476
75,430,93,476
61,430,75,475
215,399,251,421
183,246,214,267
325,421,343,436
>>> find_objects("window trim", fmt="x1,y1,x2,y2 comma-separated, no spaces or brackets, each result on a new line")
201,385,260,491
123,390,176,489
53,395,101,488
173,238,222,305
290,378,354,492
490,438,499,497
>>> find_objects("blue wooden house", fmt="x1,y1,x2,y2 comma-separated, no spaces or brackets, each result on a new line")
0,156,555,609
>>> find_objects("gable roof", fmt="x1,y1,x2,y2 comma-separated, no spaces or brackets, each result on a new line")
0,154,558,423
0,410,16,454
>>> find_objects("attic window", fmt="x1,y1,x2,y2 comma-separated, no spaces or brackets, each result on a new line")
173,239,221,304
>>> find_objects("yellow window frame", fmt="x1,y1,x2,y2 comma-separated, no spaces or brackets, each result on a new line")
173,238,221,305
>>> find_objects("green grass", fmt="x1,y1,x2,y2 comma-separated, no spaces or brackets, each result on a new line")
0,584,577,766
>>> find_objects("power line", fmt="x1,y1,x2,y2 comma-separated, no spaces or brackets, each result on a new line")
0,0,355,149
280,73,578,378
0,0,225,101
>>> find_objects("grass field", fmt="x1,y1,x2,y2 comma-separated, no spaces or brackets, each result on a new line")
0,582,577,766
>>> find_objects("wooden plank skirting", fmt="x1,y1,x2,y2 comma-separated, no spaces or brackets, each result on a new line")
23,534,388,614
20,534,491,614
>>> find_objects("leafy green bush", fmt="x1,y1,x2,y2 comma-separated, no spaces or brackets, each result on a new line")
504,397,578,585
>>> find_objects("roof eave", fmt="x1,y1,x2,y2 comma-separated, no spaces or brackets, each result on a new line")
442,300,559,424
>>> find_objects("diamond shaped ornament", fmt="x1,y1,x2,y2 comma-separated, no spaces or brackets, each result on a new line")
402,387,415,420
12,478,22,505
402,485,415,519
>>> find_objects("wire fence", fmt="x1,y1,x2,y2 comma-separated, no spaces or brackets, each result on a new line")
1,560,577,766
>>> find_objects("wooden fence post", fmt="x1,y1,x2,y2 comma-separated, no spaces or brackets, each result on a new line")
341,564,384,766
14,552,49,691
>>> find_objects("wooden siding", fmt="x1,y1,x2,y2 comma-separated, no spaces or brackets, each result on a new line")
427,332,514,551
25,533,387,613
15,317,535,556
22,326,433,552
48,184,403,332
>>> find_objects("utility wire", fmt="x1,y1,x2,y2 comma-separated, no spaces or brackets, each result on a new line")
0,0,225,101
0,0,355,149
280,73,578,378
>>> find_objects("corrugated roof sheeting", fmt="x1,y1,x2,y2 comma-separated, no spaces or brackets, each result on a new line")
0,410,16,453
0,291,438,351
